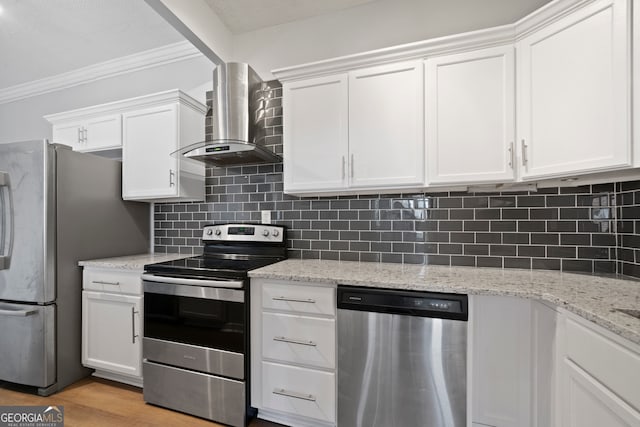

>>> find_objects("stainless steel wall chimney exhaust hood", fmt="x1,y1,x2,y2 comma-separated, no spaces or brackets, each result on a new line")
174,63,281,167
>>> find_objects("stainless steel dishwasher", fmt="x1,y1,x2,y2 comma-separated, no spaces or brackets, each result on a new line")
337,286,468,427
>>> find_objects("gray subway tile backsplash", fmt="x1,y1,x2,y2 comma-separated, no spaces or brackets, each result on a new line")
154,82,640,278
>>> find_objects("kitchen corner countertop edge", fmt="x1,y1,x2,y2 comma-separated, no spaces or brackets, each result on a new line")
249,259,640,346
78,253,188,270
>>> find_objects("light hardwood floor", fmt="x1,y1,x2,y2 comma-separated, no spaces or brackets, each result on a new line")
0,377,283,427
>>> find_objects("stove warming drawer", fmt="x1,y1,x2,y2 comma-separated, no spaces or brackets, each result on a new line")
143,360,245,427
143,337,244,379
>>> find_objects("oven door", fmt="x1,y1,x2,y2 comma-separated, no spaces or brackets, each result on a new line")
142,275,246,380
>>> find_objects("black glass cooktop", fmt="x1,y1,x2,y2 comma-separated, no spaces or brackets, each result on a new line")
144,255,284,280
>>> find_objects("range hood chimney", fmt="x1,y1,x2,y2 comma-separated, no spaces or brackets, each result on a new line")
174,63,281,167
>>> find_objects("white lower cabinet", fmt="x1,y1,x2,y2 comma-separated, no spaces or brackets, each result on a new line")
262,313,336,369
556,309,640,426
81,268,143,387
251,279,336,427
470,296,533,426
470,296,556,427
261,362,336,423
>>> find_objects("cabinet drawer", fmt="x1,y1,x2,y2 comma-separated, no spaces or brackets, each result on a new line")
83,269,142,295
262,361,335,423
262,313,335,369
565,315,640,411
262,282,335,316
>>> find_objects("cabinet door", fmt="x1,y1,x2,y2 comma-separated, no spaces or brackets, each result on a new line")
283,75,348,194
349,61,424,188
517,0,631,179
82,291,141,378
84,114,122,151
426,46,515,185
471,296,532,426
52,122,83,151
560,360,640,427
122,104,178,200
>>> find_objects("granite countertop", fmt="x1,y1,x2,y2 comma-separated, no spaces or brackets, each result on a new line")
78,253,188,271
249,259,640,346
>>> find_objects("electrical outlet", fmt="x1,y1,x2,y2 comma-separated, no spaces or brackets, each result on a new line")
261,210,271,224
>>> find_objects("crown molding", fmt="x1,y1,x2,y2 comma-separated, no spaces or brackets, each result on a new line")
0,41,203,105
43,89,207,123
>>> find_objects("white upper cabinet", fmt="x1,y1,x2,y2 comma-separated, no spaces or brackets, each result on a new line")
425,46,516,185
48,113,122,153
283,75,349,193
348,61,424,189
282,62,423,195
517,0,631,180
275,0,636,193
45,90,206,202
121,91,205,202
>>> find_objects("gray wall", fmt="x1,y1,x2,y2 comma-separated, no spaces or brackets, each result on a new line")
232,0,553,79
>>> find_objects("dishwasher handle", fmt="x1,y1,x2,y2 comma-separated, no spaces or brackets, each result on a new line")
337,286,468,321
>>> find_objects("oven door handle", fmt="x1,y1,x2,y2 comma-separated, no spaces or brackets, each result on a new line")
141,274,244,289
142,275,245,303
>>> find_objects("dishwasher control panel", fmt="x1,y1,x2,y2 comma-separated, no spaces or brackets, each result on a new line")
338,286,468,321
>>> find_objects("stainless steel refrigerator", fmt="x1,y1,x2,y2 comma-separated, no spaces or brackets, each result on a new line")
0,140,150,395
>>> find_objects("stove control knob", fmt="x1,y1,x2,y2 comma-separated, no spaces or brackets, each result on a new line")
214,229,222,236
263,229,270,237
206,229,213,236
272,229,280,237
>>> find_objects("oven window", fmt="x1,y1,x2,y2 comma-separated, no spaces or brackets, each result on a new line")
144,293,245,353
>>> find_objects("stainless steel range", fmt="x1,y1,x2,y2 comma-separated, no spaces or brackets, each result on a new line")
141,223,287,427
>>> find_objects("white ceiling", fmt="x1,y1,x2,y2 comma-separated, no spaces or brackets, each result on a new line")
204,0,378,33
0,0,548,93
0,0,184,89
0,0,380,91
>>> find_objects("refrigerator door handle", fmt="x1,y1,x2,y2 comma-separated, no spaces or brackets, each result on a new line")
0,171,13,270
0,307,37,317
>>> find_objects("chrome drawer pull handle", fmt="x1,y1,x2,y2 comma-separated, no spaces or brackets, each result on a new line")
131,307,138,344
272,296,316,304
273,336,317,347
92,280,120,286
273,388,316,402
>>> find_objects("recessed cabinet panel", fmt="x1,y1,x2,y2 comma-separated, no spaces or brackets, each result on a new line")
262,313,336,369
426,46,515,184
122,105,179,199
82,291,141,378
52,121,85,151
471,296,532,426
262,361,336,423
562,360,640,426
517,0,631,179
349,62,424,188
85,114,122,151
262,282,336,316
283,75,349,193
